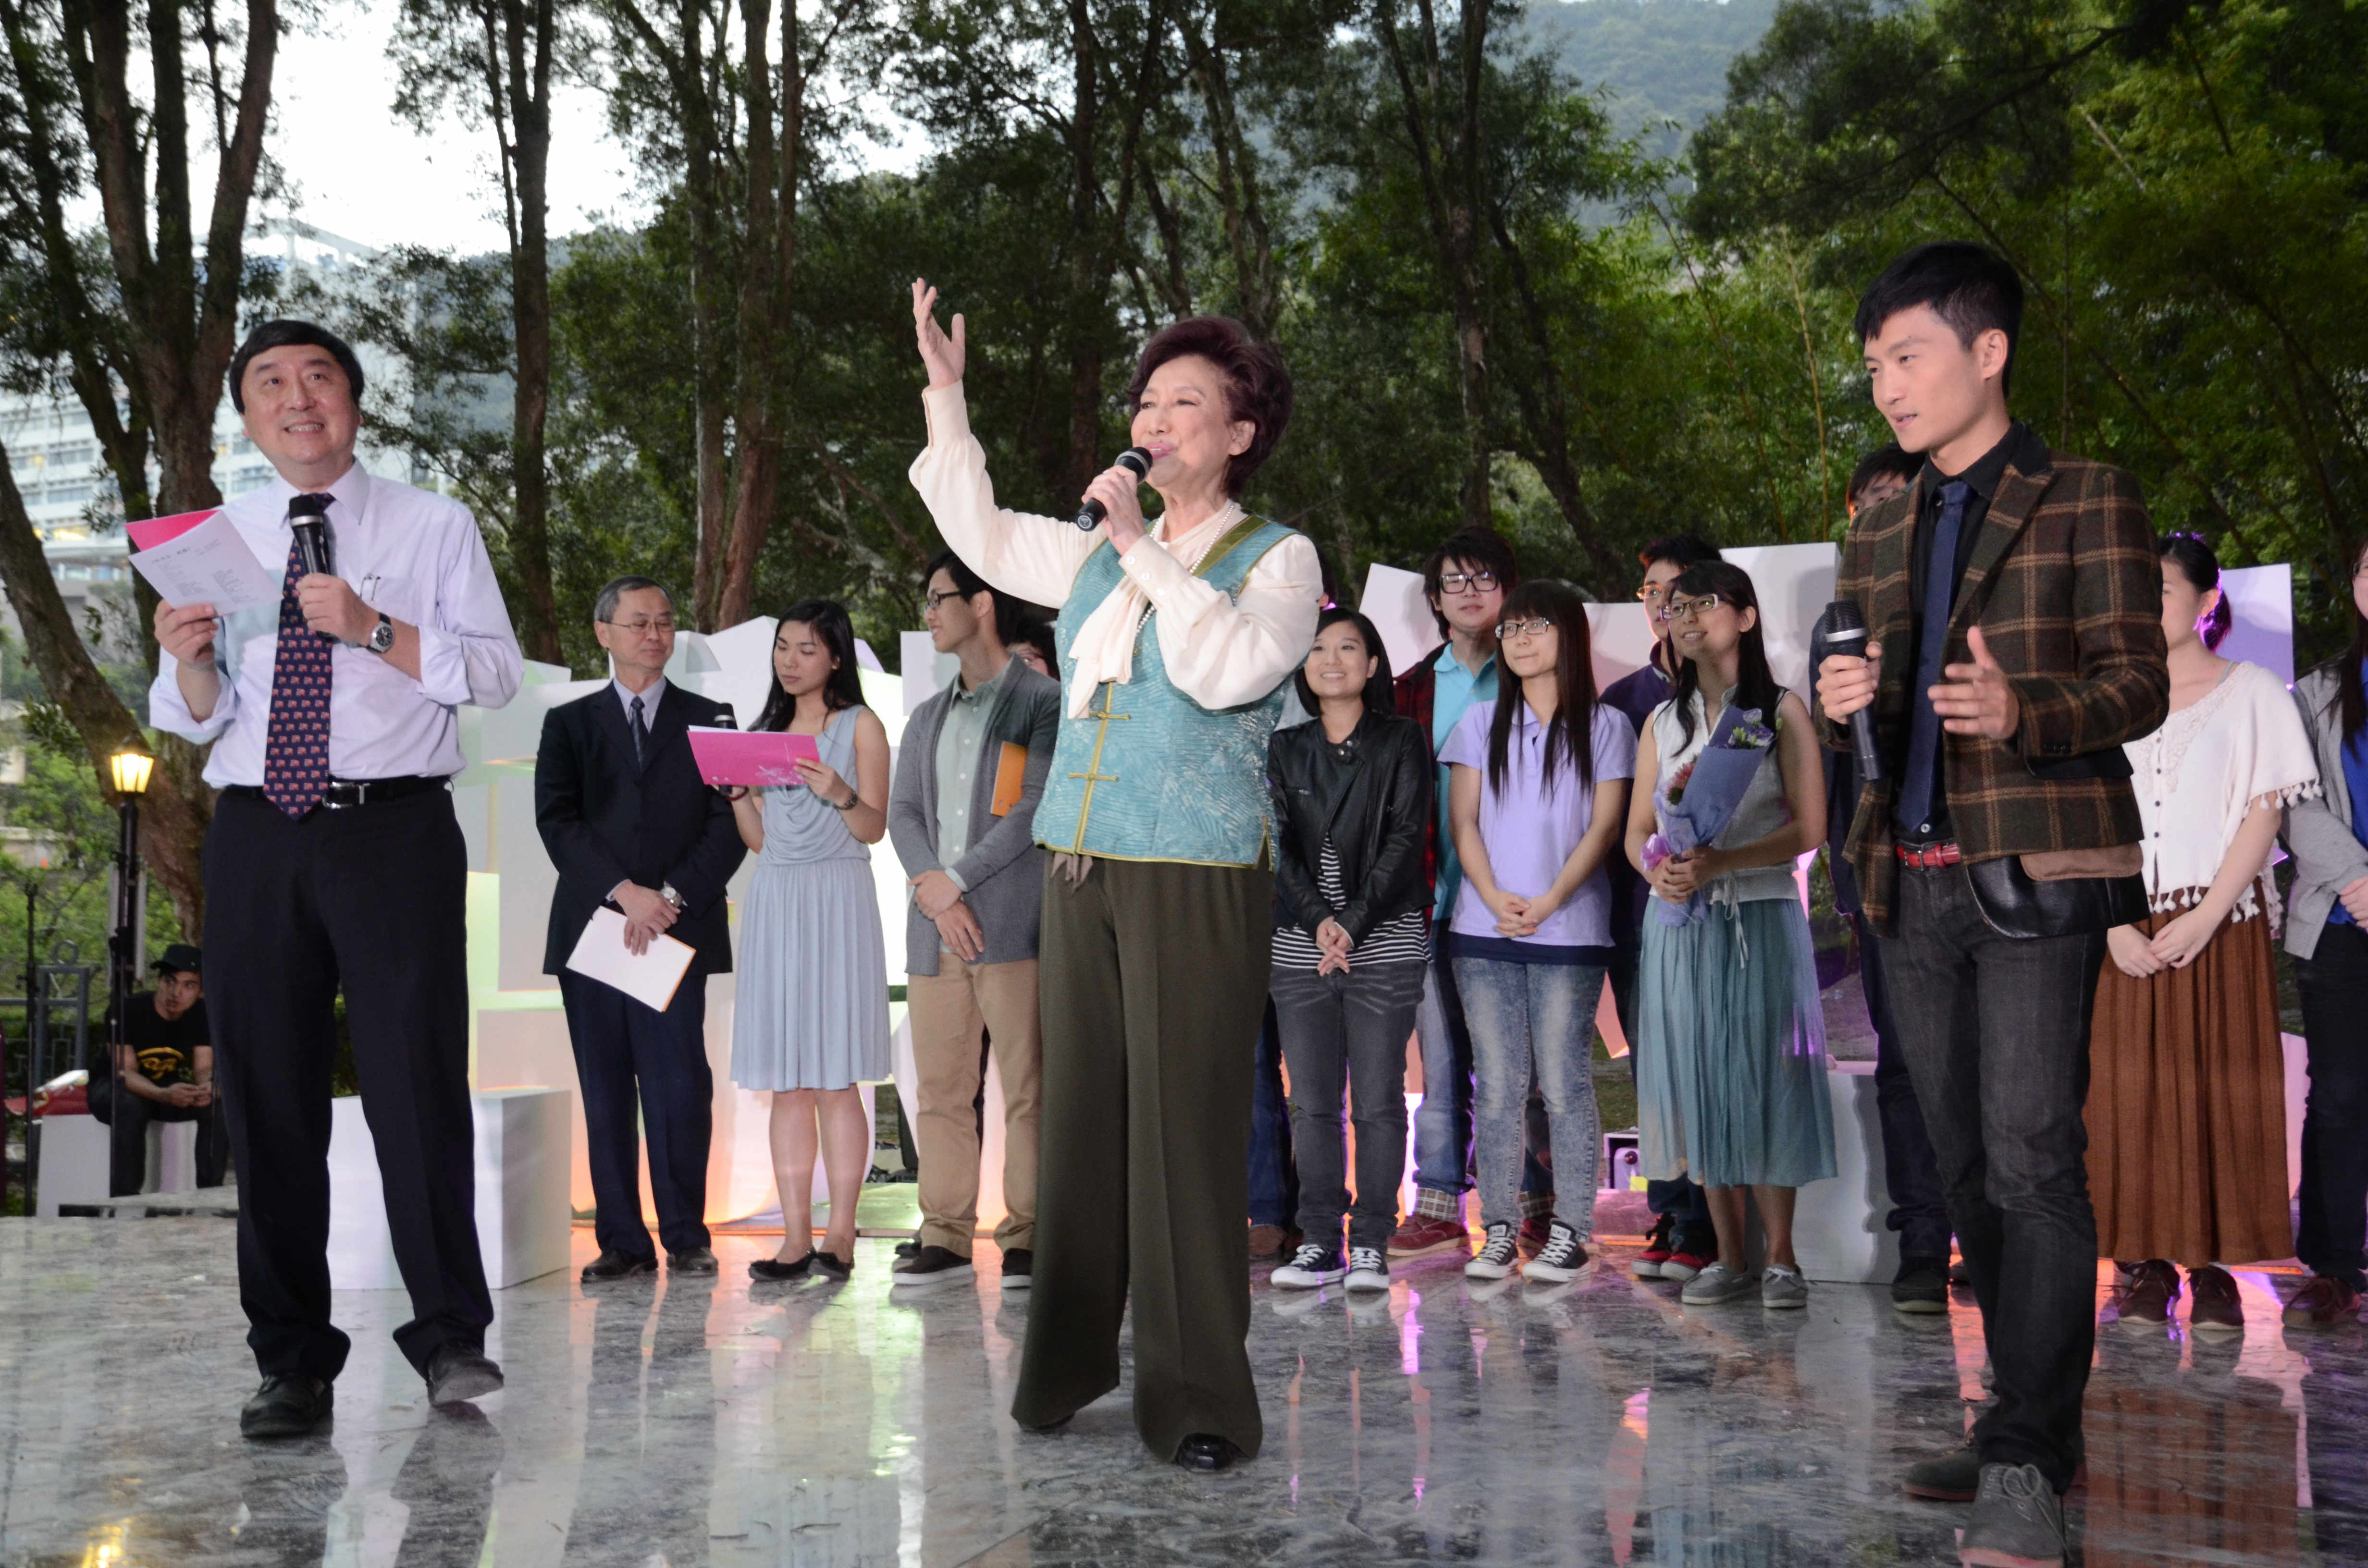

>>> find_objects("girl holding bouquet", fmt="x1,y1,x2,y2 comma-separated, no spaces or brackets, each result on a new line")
1440,580,1638,1285
1624,560,1834,1309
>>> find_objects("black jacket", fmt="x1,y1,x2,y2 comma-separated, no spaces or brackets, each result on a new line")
1266,710,1434,943
535,683,749,978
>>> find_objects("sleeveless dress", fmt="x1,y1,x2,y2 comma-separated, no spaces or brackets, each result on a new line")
728,706,891,1091
1636,687,1837,1189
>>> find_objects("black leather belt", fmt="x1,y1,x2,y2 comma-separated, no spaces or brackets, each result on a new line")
224,776,450,810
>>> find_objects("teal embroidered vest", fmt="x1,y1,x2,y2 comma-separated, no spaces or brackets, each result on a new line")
1035,516,1300,865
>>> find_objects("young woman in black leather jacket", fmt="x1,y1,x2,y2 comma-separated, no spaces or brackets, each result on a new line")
1263,608,1435,1294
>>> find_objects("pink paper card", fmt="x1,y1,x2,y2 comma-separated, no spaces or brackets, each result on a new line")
127,509,219,551
686,726,821,787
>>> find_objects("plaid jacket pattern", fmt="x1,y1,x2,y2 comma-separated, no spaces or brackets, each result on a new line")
1818,443,2169,931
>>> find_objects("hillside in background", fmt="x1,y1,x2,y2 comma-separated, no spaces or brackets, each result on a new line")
1509,0,1781,158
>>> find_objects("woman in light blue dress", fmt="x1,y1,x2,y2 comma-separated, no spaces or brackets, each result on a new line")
1622,559,1835,1311
729,600,893,1283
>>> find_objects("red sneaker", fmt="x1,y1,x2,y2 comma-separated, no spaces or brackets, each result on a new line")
1658,1249,1711,1284
1633,1213,1677,1279
1388,1214,1470,1259
1517,1214,1553,1260
2283,1274,2363,1328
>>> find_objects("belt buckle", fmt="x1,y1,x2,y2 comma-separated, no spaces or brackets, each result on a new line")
321,781,364,810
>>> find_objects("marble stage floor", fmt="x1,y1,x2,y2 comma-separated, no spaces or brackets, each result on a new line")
0,1221,2360,1567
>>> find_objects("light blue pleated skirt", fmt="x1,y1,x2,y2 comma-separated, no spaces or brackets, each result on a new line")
729,856,891,1091
1636,895,1837,1189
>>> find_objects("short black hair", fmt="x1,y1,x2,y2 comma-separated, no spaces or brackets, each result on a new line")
1853,242,2024,396
1421,527,1523,638
1292,607,1396,718
1847,446,1922,508
594,575,674,624
228,319,367,413
922,548,1024,646
1011,607,1061,674
1638,534,1720,573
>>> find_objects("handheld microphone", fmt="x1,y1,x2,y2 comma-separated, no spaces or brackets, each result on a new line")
288,493,338,641
1072,447,1155,531
1823,598,1885,783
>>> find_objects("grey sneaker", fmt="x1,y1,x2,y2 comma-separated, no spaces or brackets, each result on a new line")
1957,1462,2065,1568
1903,1434,1981,1501
1761,1262,1808,1310
1679,1262,1756,1305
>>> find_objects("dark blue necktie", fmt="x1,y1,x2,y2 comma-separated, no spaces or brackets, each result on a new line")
1894,479,1973,838
629,695,648,765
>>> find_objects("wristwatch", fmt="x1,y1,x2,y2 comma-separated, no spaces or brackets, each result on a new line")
365,612,395,655
660,883,684,912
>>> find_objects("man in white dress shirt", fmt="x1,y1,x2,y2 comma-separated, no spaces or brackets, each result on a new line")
149,320,523,1439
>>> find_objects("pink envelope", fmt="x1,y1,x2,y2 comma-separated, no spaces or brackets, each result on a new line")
127,509,220,550
686,726,821,787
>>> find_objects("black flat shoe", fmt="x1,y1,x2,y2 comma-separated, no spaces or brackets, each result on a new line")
240,1374,333,1439
581,1249,658,1282
425,1345,504,1408
751,1252,815,1281
813,1250,854,1281
1176,1433,1242,1472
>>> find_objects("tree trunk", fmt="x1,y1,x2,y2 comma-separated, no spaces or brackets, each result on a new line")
713,0,785,630
1061,0,1104,502
502,0,563,662
1180,12,1277,340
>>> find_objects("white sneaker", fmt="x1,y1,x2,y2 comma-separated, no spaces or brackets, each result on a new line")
1465,1222,1520,1280
1761,1263,1809,1310
1522,1219,1592,1283
1344,1246,1390,1292
1271,1242,1345,1289
1680,1262,1756,1305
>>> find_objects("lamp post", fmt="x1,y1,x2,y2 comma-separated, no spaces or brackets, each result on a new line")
106,749,151,1203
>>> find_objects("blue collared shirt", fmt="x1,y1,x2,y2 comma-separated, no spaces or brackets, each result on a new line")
1430,642,1499,918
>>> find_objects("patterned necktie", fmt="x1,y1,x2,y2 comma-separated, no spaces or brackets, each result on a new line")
261,512,335,818
1894,479,1974,837
629,694,648,765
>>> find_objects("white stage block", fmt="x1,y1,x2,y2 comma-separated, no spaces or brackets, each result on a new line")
900,630,959,714
1720,542,1838,698
142,1120,197,1195
328,1087,572,1291
33,1115,108,1217
1587,602,1655,694
1789,1062,1901,1286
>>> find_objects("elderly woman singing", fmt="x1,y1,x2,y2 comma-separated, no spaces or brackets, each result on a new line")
908,281,1321,1470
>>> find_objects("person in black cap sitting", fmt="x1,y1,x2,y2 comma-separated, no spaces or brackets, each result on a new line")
87,944,226,1196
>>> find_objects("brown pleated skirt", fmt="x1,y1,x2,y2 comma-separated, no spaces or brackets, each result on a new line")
2086,907,2291,1266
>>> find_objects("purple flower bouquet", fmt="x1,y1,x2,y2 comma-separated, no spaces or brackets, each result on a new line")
1642,705,1778,926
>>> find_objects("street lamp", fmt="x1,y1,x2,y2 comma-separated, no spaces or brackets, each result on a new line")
106,749,150,1204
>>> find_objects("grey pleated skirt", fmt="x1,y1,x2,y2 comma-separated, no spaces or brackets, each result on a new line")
729,856,892,1091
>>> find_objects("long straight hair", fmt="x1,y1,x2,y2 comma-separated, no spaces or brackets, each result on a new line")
752,599,865,732
2342,538,2368,742
1292,606,1396,718
1487,579,1596,797
1665,560,1780,749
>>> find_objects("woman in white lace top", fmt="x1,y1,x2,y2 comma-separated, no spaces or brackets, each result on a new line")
2086,534,2319,1336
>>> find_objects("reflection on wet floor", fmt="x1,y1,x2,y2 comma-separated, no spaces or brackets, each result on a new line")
0,1221,2359,1565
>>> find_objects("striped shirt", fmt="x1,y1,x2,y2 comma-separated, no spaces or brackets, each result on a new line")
1272,838,1431,970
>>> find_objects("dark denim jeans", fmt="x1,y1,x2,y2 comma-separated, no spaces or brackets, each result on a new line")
1270,959,1426,1253
1855,911,1953,1262
1411,948,1552,1208
1248,996,1299,1229
1453,955,1606,1237
1610,948,1714,1251
1877,863,2107,1493
2294,920,2368,1292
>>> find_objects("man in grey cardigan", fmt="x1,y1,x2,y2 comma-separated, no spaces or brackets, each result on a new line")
889,550,1061,1290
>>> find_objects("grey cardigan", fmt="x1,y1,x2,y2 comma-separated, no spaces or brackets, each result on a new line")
888,660,1061,976
2282,662,2368,959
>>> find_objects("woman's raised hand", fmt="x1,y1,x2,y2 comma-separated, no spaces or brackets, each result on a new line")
912,278,965,390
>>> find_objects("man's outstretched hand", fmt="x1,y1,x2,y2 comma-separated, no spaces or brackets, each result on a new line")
1932,625,2019,740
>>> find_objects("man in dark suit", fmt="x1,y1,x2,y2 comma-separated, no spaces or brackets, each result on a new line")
536,576,748,1281
1817,243,2167,1568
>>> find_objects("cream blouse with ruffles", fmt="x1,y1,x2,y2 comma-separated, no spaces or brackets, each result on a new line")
2126,658,2320,925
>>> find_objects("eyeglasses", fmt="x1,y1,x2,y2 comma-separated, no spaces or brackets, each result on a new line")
603,617,678,636
1439,570,1499,593
924,588,974,613
1664,595,1728,623
1636,583,1677,604
1496,616,1553,641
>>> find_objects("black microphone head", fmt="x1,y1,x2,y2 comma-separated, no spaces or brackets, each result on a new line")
289,492,331,520
1115,446,1154,478
1825,597,1868,642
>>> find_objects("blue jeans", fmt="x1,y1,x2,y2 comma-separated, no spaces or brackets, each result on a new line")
1454,955,1605,1237
1411,948,1552,1210
1247,996,1299,1228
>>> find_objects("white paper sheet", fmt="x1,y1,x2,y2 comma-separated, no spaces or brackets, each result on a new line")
126,510,278,613
563,906,696,1012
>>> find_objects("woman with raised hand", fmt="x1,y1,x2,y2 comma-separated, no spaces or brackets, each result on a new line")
906,280,1321,1470
2087,534,2317,1335
728,600,892,1286
1626,559,1834,1311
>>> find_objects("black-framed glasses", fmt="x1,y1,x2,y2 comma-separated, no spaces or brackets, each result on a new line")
1496,615,1553,641
603,616,678,636
1440,570,1499,593
1664,594,1727,623
923,587,974,613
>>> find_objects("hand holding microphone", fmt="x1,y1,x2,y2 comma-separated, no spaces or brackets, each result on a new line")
1817,598,1885,782
1075,447,1156,538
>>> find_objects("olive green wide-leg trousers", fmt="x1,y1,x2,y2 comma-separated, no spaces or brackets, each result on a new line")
1010,854,1273,1461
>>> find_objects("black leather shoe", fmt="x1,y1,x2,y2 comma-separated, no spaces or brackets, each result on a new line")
668,1247,719,1275
751,1251,814,1281
1176,1433,1242,1471
241,1374,333,1439
425,1346,504,1408
581,1249,658,1282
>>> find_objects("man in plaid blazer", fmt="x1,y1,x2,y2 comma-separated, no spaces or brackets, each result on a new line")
1816,243,2168,1568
